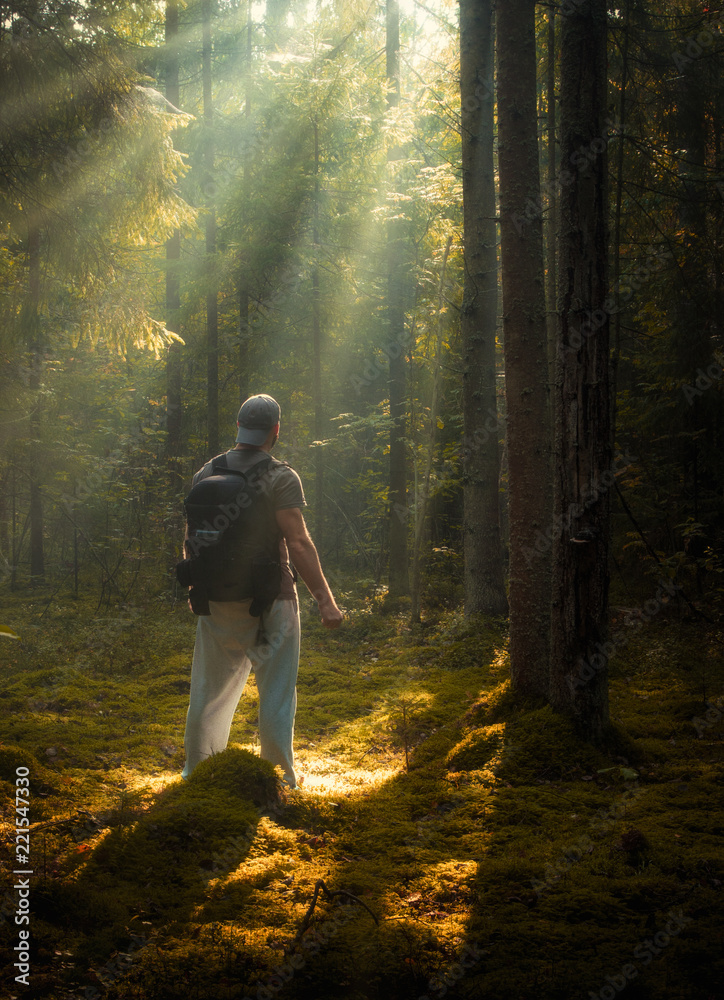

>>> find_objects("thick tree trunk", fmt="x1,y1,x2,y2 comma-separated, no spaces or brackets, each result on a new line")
549,0,611,742
202,0,219,456
610,0,630,451
545,8,557,390
387,0,409,597
165,0,182,479
459,0,507,617
497,0,551,698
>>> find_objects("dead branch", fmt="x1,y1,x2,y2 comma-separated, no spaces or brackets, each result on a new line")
294,879,378,944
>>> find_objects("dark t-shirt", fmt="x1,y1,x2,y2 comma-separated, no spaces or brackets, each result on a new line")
191,449,306,600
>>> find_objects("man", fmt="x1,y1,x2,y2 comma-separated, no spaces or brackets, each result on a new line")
181,393,342,789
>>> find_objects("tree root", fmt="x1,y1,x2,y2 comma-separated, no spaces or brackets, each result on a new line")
294,879,378,943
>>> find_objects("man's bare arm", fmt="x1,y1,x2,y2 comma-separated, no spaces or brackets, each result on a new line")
276,507,343,628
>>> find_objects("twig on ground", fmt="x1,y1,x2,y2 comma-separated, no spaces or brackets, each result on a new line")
294,879,378,943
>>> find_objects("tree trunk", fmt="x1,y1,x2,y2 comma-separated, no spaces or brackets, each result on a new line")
202,0,219,456
549,0,611,743
312,119,325,547
165,0,182,480
545,7,557,391
238,0,253,406
459,0,507,618
28,222,44,581
387,0,409,597
610,0,630,451
411,236,452,622
497,0,551,698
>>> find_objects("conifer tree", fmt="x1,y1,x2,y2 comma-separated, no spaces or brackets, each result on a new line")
497,0,551,696
459,0,507,617
549,0,611,741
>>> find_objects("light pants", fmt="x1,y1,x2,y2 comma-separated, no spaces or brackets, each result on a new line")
182,597,300,787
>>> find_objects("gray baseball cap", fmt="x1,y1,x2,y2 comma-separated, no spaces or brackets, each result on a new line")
236,394,281,446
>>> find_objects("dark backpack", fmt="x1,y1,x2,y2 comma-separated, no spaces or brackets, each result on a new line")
175,453,281,616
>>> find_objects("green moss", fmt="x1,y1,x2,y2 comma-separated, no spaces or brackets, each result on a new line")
1,597,723,999
0,741,58,792
187,744,281,808
446,723,505,770
447,705,610,785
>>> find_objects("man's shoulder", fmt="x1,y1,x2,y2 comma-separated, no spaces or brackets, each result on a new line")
268,458,306,509
191,451,300,489
191,451,230,486
267,455,297,476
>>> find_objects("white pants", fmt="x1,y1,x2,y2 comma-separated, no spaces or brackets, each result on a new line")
182,597,300,787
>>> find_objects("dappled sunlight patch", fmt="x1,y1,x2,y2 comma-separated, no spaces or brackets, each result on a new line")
446,721,506,771
123,769,181,797
296,749,401,794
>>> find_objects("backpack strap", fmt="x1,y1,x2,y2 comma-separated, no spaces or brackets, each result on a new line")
209,451,273,478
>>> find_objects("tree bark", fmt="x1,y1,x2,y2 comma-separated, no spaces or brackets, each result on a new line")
610,0,630,451
238,0,253,406
497,0,551,697
202,0,219,457
545,7,557,391
459,0,507,617
387,0,410,597
312,119,325,548
411,236,452,622
28,222,44,581
549,0,611,742
165,0,182,480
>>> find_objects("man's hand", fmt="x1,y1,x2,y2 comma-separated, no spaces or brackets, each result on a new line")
277,507,343,630
318,596,343,629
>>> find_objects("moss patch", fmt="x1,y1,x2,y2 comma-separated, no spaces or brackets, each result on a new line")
0,596,722,999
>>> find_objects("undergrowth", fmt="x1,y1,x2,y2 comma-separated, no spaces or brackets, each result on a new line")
0,589,722,999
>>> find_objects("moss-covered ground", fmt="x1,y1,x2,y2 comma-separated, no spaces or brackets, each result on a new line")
0,589,722,999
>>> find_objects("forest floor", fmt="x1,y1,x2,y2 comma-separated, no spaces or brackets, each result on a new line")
0,585,723,1000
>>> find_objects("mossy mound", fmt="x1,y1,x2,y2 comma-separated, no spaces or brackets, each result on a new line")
52,760,266,964
0,741,57,793
186,744,282,809
499,706,612,783
449,705,611,785
0,741,42,780
446,723,505,770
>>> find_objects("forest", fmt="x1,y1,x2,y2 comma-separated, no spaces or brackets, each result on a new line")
0,0,723,997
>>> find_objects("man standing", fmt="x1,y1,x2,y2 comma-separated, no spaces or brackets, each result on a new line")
181,393,342,789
